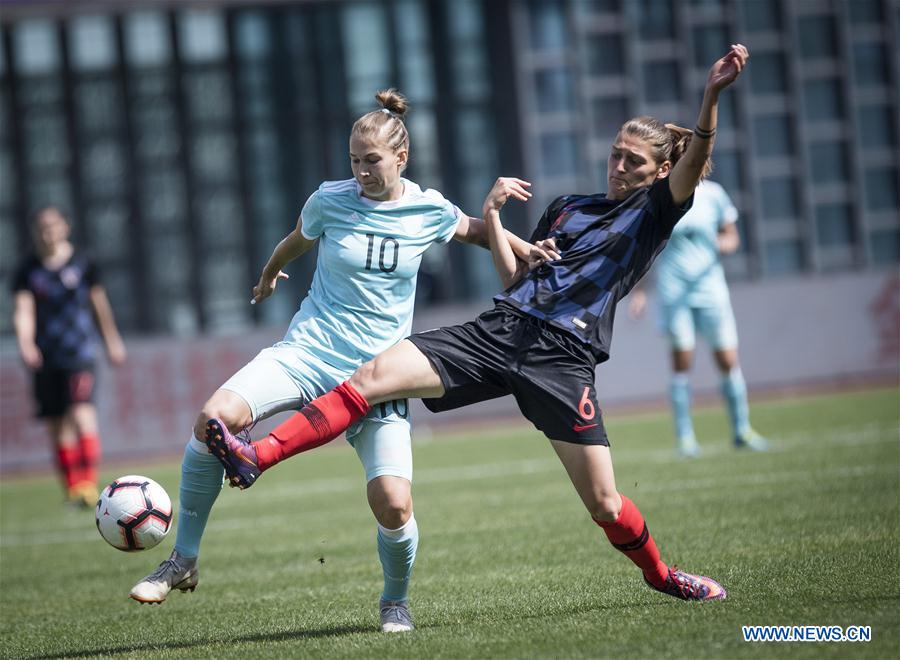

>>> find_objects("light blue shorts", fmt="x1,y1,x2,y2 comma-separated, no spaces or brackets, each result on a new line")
220,344,412,483
660,302,738,352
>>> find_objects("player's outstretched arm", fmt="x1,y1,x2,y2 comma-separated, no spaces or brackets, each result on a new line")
669,44,749,205
251,218,317,304
482,177,532,289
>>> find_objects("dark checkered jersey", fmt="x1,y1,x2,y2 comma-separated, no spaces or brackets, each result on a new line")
495,177,692,363
11,251,100,370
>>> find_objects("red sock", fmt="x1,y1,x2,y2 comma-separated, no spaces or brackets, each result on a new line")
253,381,371,471
78,433,101,486
595,494,669,588
55,444,81,490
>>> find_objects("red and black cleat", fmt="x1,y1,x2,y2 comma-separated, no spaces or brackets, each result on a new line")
204,418,261,489
645,568,727,601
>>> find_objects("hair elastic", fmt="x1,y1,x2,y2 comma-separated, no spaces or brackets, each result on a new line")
694,125,716,139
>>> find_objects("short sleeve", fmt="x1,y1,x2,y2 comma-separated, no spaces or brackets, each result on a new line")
436,202,464,244
299,190,324,240
84,258,100,287
528,196,569,243
648,177,693,235
10,261,30,294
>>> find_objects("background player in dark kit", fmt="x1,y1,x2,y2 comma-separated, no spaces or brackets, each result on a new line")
11,206,127,506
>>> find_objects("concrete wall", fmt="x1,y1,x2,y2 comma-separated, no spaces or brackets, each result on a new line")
1,269,896,473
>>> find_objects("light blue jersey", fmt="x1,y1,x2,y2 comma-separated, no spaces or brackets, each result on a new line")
655,180,737,308
280,177,462,373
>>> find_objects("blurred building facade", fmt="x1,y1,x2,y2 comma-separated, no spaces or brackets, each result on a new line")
1,0,898,338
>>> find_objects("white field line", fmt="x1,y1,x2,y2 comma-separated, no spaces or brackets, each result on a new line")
1,422,897,548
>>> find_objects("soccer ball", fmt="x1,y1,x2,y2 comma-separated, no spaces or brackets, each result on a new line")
95,475,173,552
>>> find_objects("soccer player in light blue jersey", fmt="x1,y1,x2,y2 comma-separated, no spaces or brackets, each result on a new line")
629,179,768,457
129,90,547,632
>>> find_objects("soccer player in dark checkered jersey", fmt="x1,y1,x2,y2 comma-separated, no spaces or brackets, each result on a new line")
11,206,127,507
209,45,749,602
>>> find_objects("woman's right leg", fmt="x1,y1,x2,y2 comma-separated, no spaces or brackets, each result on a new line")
131,349,307,603
129,389,250,604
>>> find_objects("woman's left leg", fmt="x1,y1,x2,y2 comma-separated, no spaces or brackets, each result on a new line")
349,414,418,632
551,440,726,601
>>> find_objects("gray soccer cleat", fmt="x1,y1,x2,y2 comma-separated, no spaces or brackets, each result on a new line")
129,550,199,604
380,598,414,632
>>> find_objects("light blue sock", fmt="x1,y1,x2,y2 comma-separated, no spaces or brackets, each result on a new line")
721,366,751,438
377,515,418,602
669,373,695,441
173,436,224,558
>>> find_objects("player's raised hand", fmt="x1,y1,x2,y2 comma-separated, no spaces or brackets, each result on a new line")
251,271,289,305
707,44,749,94
483,177,532,215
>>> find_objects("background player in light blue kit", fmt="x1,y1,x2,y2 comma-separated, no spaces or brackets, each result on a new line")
129,90,547,633
629,179,768,457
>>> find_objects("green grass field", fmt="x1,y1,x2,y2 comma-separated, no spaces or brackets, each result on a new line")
1,387,897,659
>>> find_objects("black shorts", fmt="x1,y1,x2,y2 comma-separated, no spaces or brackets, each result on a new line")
408,304,608,445
33,368,96,419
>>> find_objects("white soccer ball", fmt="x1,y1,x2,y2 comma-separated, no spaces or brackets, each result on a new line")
95,475,173,552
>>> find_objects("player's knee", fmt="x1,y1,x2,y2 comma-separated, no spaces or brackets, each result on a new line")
589,494,622,523
370,488,412,529
350,360,379,399
193,405,245,438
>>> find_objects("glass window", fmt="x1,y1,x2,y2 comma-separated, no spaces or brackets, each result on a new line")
592,96,629,137
178,10,227,63
124,12,171,67
75,80,123,132
86,202,130,259
141,170,187,225
540,132,579,177
191,133,237,183
869,229,899,265
693,25,729,67
753,115,792,157
863,167,899,211
197,190,242,247
742,0,780,32
528,0,567,51
535,69,575,113
26,177,72,213
342,3,390,112
81,139,126,197
586,35,623,76
849,0,883,24
857,105,896,148
632,0,674,40
234,11,269,60
853,42,889,88
803,79,843,122
14,20,60,75
758,177,797,220
23,113,70,169
577,0,621,15
798,15,836,60
396,0,435,102
808,142,847,184
643,61,679,103
69,15,116,72
749,51,786,95
184,70,233,124
815,204,852,247
764,239,803,275
711,151,741,193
